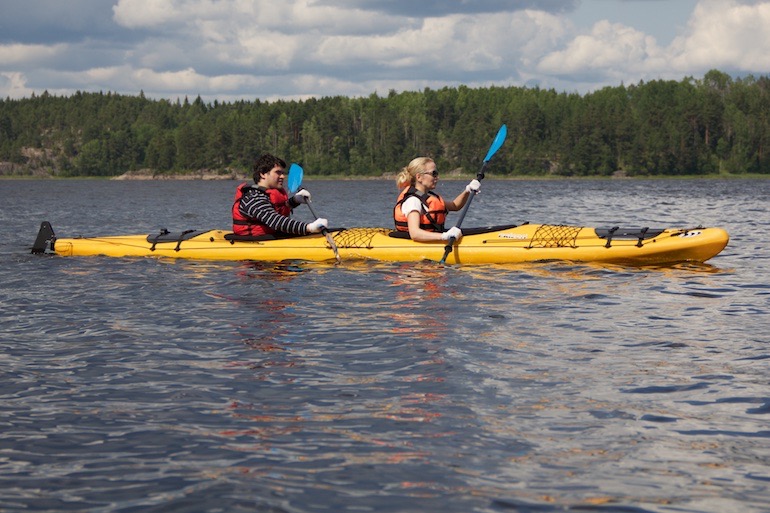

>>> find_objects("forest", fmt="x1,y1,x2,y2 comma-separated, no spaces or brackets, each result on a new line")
1,69,769,178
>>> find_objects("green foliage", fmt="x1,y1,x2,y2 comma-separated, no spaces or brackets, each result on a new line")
2,70,770,177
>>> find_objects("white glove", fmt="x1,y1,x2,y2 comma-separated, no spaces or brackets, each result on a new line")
294,189,311,204
307,218,328,233
440,226,462,241
465,179,481,194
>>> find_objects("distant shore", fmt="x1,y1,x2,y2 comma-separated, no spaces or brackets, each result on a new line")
2,168,769,181
111,169,246,180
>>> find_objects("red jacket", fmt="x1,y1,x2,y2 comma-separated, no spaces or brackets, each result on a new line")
232,183,291,236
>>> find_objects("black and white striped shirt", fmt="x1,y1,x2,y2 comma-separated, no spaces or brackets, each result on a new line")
238,188,310,235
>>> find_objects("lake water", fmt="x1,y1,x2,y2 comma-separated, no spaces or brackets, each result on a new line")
1,177,769,513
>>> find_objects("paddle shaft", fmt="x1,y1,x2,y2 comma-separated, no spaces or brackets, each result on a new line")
439,124,507,264
305,201,341,263
439,165,486,263
288,163,341,263
452,166,486,228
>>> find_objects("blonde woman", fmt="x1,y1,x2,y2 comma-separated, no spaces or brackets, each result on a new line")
393,157,480,242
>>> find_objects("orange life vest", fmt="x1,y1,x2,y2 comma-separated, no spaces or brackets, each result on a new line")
232,183,291,236
393,186,447,232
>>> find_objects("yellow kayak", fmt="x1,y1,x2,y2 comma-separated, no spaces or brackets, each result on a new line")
32,221,729,265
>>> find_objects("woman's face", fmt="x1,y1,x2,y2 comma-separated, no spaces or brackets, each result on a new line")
415,161,438,191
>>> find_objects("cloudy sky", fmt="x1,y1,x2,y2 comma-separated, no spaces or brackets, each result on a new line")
1,0,768,103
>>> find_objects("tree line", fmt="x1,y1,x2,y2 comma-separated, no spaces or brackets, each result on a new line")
1,69,769,178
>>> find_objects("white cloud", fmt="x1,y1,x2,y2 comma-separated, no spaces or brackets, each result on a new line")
537,20,664,75
310,10,569,80
112,0,178,29
510,10,571,65
289,0,405,34
533,0,770,89
0,71,33,98
669,0,770,71
0,43,66,66
132,66,230,92
2,0,770,102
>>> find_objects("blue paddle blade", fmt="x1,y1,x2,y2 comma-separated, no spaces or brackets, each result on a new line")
287,163,304,193
483,124,507,162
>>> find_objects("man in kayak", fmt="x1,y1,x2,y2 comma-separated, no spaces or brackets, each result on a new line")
393,157,480,242
232,154,328,237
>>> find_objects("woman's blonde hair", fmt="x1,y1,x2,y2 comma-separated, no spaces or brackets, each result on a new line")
396,157,434,189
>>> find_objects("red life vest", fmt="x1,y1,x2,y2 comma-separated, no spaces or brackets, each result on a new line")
393,186,447,232
232,183,291,236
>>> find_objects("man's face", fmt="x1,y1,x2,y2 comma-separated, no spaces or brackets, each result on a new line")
263,165,286,189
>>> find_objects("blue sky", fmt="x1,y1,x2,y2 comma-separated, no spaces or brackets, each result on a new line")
572,0,699,44
0,0,767,103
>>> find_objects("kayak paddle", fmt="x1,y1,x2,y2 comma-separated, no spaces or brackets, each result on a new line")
287,163,303,195
439,124,508,264
288,163,341,263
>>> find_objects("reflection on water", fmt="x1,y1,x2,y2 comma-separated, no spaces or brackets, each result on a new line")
1,179,769,512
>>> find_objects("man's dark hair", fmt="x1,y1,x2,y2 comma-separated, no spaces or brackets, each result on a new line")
253,154,287,182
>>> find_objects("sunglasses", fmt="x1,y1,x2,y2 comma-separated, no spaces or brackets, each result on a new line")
420,170,439,177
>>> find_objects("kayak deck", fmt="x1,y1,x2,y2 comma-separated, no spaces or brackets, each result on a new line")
32,221,729,266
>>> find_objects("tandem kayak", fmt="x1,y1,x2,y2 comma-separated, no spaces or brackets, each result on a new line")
31,221,729,266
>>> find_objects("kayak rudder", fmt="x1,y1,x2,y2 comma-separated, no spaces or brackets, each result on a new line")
31,221,56,255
